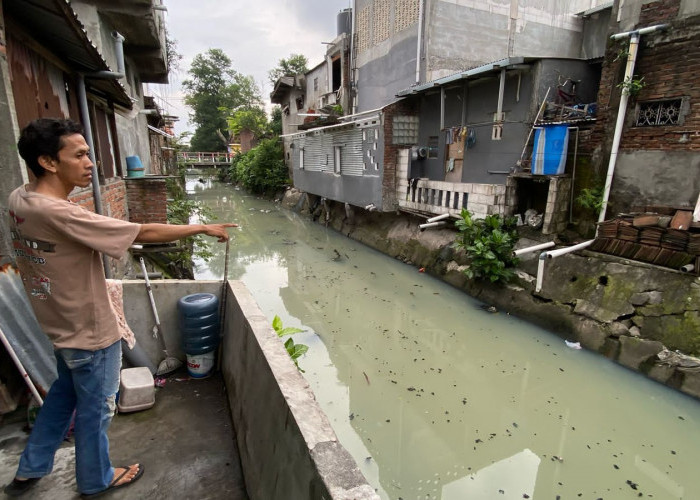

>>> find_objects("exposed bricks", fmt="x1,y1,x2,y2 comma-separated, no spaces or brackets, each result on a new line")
381,99,418,210
587,2,700,165
125,178,168,224
68,179,128,220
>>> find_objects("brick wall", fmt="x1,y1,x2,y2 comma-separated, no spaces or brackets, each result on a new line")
588,0,699,167
382,99,419,210
125,177,168,224
68,178,128,220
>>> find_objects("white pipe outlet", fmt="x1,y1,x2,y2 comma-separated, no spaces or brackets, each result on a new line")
536,240,595,293
426,213,451,223
514,241,555,256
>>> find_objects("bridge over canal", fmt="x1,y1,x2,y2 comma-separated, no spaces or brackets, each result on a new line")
177,151,232,168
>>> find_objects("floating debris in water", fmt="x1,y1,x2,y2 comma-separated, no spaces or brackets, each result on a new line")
565,340,582,349
479,304,498,313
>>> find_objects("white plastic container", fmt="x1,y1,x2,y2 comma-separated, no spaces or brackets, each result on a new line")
186,351,215,378
117,367,155,413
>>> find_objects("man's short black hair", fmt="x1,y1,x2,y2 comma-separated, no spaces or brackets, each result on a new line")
17,118,84,178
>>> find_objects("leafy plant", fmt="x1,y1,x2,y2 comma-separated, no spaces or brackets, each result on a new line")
453,210,519,283
272,315,308,372
576,186,605,216
165,177,217,275
229,139,289,194
616,75,645,96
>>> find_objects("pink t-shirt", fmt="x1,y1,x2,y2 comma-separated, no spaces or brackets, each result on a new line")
8,185,141,350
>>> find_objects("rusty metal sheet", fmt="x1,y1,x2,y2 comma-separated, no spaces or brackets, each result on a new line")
0,264,57,396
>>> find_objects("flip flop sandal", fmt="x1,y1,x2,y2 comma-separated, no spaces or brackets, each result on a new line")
3,477,41,497
81,464,145,498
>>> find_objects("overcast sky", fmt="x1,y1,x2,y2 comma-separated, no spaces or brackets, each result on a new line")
146,0,351,137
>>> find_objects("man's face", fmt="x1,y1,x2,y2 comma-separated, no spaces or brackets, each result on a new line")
53,133,93,189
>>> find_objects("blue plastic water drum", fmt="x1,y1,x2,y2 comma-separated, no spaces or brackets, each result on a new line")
177,293,220,377
125,155,145,178
531,124,570,175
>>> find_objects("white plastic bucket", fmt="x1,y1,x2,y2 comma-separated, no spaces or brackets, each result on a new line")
186,351,215,378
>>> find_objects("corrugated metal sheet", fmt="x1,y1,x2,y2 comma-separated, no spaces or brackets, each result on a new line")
303,134,328,172
4,0,132,108
334,129,364,176
0,265,57,396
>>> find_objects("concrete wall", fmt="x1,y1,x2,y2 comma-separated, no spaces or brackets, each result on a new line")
221,281,378,500
611,150,700,211
353,0,607,111
120,279,377,500
581,7,612,59
305,63,329,111
356,29,418,112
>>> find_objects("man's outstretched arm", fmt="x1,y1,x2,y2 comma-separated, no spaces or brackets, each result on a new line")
135,223,238,243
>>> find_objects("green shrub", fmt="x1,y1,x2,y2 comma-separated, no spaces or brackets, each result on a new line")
454,209,519,283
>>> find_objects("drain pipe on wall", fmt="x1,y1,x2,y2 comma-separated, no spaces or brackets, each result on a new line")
536,239,595,293
416,0,425,83
77,31,127,278
598,24,668,225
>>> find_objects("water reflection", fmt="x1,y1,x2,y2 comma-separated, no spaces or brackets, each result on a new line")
188,175,700,500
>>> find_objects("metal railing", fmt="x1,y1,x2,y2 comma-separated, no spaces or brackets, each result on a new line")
177,152,233,164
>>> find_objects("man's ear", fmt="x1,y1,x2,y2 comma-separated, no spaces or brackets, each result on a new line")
37,155,57,173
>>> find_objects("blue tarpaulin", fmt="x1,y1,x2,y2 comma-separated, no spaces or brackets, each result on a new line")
532,124,569,175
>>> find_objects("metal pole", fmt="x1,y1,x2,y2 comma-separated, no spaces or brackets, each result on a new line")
77,74,111,279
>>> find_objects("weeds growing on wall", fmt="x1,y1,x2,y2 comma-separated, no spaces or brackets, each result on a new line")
454,209,519,283
159,177,217,278
272,315,308,372
576,186,605,217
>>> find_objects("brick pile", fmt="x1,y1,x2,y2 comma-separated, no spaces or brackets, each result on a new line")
591,206,699,271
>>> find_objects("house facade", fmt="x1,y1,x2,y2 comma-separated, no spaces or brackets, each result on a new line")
588,0,700,216
0,0,170,273
281,0,613,234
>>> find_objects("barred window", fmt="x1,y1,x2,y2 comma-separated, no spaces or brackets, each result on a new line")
635,99,683,126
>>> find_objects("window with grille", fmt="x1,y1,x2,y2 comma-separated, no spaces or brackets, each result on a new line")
635,99,683,126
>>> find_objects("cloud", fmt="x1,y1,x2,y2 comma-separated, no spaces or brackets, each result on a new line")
154,0,350,137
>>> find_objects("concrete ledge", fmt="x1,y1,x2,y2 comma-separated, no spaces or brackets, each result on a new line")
222,281,378,500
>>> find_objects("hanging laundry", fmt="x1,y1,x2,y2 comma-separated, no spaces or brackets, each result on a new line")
445,128,453,145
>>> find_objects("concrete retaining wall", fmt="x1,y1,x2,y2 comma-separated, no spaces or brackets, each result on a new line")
122,279,376,500
221,281,378,500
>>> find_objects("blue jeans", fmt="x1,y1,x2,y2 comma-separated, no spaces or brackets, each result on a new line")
16,340,121,495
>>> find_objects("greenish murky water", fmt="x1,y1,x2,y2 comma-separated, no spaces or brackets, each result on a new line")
188,174,700,500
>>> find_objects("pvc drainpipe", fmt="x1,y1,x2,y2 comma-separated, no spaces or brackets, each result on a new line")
598,24,669,226
496,68,506,123
77,31,127,279
427,213,451,223
568,126,579,224
536,239,594,293
514,241,555,257
77,75,110,279
350,3,357,114
416,0,425,84
419,221,446,230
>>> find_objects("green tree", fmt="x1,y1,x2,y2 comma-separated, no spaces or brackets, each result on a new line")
227,108,269,139
270,106,283,137
182,49,262,152
268,53,309,85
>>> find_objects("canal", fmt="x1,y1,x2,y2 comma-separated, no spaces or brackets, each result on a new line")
187,174,699,500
